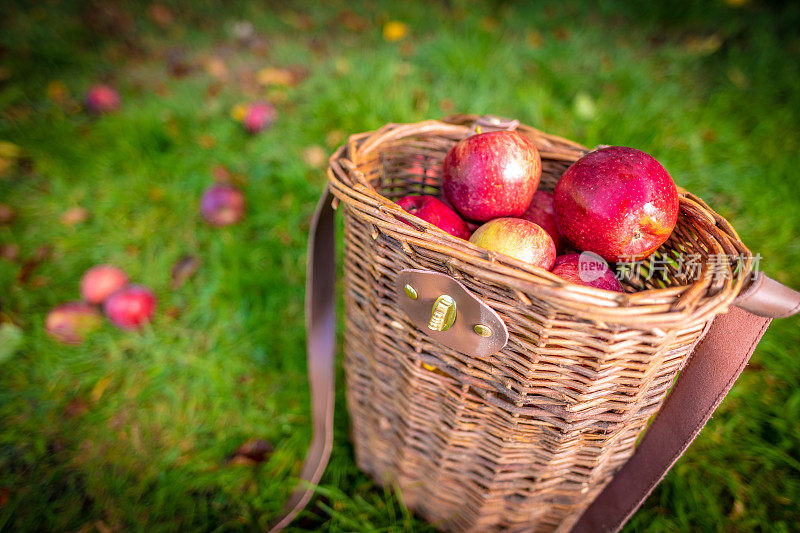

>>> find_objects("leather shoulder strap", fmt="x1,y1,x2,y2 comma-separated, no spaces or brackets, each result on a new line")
571,274,800,532
269,186,337,531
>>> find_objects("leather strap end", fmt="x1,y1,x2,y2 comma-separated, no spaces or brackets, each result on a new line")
734,272,800,318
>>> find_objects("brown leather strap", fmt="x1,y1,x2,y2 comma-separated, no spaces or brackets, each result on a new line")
571,273,800,533
269,186,337,531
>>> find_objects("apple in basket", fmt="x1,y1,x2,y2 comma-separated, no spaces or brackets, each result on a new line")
397,195,471,239
521,190,564,254
554,146,679,262
469,218,556,270
442,130,541,222
551,253,624,292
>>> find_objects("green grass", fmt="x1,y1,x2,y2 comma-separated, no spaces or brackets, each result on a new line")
1,0,799,531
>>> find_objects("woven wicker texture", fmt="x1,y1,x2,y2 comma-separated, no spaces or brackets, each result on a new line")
327,115,751,532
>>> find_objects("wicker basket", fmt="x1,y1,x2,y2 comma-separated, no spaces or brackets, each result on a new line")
325,114,751,532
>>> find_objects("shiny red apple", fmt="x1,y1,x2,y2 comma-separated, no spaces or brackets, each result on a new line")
104,285,157,330
469,218,556,269
551,253,624,292
242,102,276,134
397,195,471,240
521,190,563,253
80,264,129,304
201,184,246,226
84,84,120,114
554,146,679,262
45,301,102,344
442,130,541,222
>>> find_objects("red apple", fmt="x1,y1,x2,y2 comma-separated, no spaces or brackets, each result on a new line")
469,218,556,269
521,190,563,253
45,302,102,344
397,195,471,240
80,264,129,304
551,253,624,292
201,184,246,226
84,84,120,114
104,284,157,330
554,146,679,262
442,130,541,222
242,101,276,134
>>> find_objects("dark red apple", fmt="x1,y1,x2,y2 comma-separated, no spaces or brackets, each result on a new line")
242,101,276,134
469,218,556,269
45,301,102,344
80,264,129,304
554,146,679,262
84,84,120,114
551,253,624,292
104,284,157,330
442,130,541,222
521,190,563,253
201,184,246,226
397,195,471,239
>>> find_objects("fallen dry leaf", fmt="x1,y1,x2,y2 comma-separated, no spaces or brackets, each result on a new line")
46,80,70,102
383,21,409,42
91,376,112,403
147,3,173,26
0,204,14,224
0,487,9,507
302,145,327,169
64,397,90,418
338,10,367,32
197,134,216,149
0,244,20,262
204,56,229,80
17,245,51,284
256,66,308,87
211,164,232,183
61,206,90,226
227,438,274,465
171,255,200,289
166,47,196,78
325,129,346,148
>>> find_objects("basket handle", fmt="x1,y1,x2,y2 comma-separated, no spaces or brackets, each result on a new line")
571,275,800,532
268,185,337,531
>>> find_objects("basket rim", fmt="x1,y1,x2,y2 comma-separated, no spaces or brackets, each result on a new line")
326,114,753,326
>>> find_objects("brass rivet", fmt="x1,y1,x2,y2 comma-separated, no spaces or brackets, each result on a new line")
404,284,418,300
474,324,492,337
427,295,457,332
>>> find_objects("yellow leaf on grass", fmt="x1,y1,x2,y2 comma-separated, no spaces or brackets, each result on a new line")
256,67,295,86
91,376,112,403
383,21,409,42
230,103,247,122
46,80,69,102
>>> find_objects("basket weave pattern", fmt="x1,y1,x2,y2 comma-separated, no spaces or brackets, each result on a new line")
327,115,750,532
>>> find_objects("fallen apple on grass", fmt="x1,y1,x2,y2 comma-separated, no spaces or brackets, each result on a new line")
469,218,556,270
84,84,120,114
397,195,471,239
554,146,678,262
201,184,246,226
551,253,624,292
80,264,129,304
442,130,541,222
242,101,276,134
103,285,157,330
45,302,102,344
